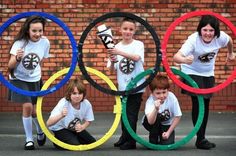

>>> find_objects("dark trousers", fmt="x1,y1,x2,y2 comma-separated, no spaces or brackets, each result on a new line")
120,93,143,144
53,129,96,149
191,96,210,143
142,116,175,145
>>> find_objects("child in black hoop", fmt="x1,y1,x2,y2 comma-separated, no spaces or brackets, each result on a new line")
107,17,145,150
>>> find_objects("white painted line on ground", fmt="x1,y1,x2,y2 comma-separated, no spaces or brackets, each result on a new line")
0,134,236,139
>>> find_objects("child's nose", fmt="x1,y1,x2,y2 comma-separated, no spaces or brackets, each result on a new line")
160,94,165,98
36,31,41,36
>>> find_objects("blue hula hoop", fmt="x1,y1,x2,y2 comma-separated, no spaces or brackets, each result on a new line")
0,12,77,96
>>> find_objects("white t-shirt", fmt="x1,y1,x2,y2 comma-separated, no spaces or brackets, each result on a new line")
113,39,145,92
180,31,229,76
144,92,182,125
48,98,94,131
10,37,50,82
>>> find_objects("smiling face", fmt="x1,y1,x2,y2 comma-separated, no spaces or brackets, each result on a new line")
70,87,84,105
120,21,136,43
152,88,168,104
200,24,215,43
29,22,44,42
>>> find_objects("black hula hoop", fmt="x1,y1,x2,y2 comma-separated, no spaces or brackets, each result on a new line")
78,12,162,96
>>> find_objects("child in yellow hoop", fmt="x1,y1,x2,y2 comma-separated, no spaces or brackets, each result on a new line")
46,79,96,149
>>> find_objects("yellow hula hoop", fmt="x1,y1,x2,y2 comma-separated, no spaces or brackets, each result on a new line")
36,67,121,151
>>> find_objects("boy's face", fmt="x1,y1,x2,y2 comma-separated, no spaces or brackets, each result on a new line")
120,21,136,41
152,88,168,104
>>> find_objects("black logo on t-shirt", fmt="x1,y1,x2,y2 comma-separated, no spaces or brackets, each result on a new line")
198,52,216,63
158,109,170,122
22,53,40,70
119,58,135,74
67,117,81,131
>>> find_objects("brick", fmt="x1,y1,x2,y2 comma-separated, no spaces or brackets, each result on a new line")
0,0,236,112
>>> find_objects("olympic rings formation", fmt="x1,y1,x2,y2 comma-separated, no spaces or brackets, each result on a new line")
0,12,78,96
78,12,162,96
1,10,235,150
161,10,236,95
36,67,121,151
122,67,204,150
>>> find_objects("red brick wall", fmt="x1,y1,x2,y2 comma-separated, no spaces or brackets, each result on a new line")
0,0,236,112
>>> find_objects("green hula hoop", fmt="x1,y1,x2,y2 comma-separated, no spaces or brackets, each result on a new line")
122,67,204,150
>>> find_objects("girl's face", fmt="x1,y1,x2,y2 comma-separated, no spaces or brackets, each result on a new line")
70,87,84,105
29,22,44,42
200,24,215,43
152,88,168,104
120,21,136,42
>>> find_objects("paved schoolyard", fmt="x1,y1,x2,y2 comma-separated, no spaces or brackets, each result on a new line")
0,112,235,156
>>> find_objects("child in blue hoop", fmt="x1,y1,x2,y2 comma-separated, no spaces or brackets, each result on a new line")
8,15,50,150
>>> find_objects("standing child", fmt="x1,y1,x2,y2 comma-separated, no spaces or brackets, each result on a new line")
173,15,235,149
8,15,50,150
46,79,96,149
107,17,145,150
142,74,182,145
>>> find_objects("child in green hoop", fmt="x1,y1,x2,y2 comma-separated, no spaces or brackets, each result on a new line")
142,74,182,145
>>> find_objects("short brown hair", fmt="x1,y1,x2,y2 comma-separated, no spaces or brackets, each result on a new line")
149,74,170,92
122,17,136,25
65,79,86,102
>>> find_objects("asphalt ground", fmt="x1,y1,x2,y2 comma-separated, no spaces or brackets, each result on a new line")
0,111,235,156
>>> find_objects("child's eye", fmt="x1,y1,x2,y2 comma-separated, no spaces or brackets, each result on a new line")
32,29,43,33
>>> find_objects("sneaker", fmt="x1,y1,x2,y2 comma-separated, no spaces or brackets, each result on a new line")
119,142,136,150
24,141,35,150
195,139,215,150
37,133,46,146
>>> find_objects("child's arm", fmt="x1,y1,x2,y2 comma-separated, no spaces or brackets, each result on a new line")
146,99,161,125
173,50,194,65
162,116,181,140
108,59,115,73
8,49,24,70
46,107,68,127
226,37,235,62
107,48,141,61
75,121,91,133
